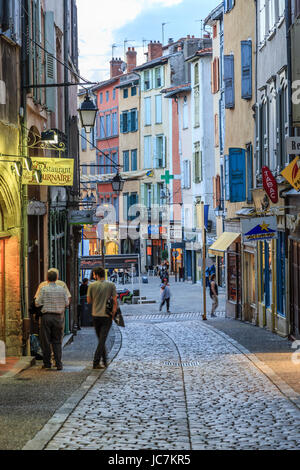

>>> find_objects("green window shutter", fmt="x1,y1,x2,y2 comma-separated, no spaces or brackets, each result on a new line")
45,11,56,112
194,152,199,183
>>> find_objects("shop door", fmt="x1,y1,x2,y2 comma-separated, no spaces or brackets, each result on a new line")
290,239,300,337
244,252,255,322
28,215,44,303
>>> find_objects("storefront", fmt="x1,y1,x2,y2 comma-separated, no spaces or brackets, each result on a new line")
208,232,241,319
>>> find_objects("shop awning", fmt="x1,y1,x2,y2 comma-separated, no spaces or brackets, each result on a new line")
208,232,240,256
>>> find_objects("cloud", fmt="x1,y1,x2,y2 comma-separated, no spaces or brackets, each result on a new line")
77,0,184,82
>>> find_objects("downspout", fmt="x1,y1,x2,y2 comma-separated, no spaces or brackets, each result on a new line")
21,0,30,355
64,0,69,154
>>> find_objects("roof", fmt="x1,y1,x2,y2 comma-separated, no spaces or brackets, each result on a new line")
204,2,224,26
133,54,171,72
185,47,213,62
162,83,191,98
115,72,140,89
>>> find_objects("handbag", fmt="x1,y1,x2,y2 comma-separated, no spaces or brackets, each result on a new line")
106,298,125,327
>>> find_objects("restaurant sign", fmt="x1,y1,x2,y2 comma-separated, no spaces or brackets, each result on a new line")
242,217,277,242
23,157,74,186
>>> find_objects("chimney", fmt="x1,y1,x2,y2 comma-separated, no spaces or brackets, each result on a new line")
110,57,124,78
148,40,163,61
126,47,137,73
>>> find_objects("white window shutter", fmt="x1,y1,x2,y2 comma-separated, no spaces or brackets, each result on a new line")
153,136,157,168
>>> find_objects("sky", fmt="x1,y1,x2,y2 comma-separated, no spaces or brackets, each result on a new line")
77,0,221,83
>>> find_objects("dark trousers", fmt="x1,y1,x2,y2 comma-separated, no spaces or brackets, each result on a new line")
160,298,170,312
40,314,64,368
93,317,112,366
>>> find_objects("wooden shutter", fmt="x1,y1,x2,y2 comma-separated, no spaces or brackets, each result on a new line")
224,55,235,108
120,113,123,134
224,155,230,201
153,137,157,168
162,136,166,168
228,148,246,202
216,175,221,208
246,144,253,203
127,111,132,133
213,177,217,208
241,40,252,100
45,11,56,112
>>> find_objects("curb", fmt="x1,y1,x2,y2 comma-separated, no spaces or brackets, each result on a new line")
0,357,36,380
22,324,122,450
201,322,300,412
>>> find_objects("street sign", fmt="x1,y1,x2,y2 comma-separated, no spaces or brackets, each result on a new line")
286,137,300,155
281,156,300,191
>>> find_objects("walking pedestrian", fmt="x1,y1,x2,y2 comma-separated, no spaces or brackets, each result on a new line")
87,267,118,369
78,278,89,330
159,279,171,313
35,270,70,371
210,274,219,317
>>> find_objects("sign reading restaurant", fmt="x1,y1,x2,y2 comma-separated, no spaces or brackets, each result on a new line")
242,217,277,242
22,157,74,186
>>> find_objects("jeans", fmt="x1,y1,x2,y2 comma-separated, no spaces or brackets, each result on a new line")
93,316,112,366
160,298,170,312
40,314,65,368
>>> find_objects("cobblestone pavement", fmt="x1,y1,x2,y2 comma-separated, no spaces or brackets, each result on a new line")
45,318,300,450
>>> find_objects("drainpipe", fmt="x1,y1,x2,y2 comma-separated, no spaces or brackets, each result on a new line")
21,0,30,356
64,0,69,155
285,0,293,140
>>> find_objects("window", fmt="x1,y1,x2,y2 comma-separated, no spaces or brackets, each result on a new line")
90,163,96,176
194,63,199,85
144,70,151,90
194,145,202,183
224,0,235,13
155,95,162,124
123,193,129,221
154,67,163,88
120,109,138,133
145,97,151,126
106,114,111,137
154,135,165,168
82,165,87,175
131,86,137,96
106,91,109,102
276,232,286,316
241,41,252,100
130,109,138,132
211,58,220,94
111,152,118,173
183,160,191,189
279,0,285,17
81,128,87,151
123,88,128,99
113,88,116,100
144,136,152,169
183,96,189,129
259,0,266,44
123,151,130,172
224,148,246,202
277,85,289,169
128,193,138,221
246,144,253,203
112,112,118,135
146,184,152,208
268,0,276,30
194,86,200,127
131,149,137,171
224,55,235,108
100,115,105,139
100,93,103,104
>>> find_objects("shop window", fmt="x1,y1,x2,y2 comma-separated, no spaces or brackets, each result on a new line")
276,232,286,316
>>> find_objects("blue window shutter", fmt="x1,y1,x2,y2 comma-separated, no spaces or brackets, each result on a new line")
241,40,252,100
224,155,230,200
120,113,123,133
224,55,235,109
81,129,87,151
136,110,138,131
127,111,132,133
247,144,253,203
229,148,246,202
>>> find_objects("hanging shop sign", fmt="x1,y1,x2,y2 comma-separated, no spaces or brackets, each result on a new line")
242,217,277,242
23,158,74,186
281,156,300,191
286,137,300,155
27,200,47,216
262,166,278,203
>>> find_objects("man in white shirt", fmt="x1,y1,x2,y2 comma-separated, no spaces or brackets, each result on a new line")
36,270,69,371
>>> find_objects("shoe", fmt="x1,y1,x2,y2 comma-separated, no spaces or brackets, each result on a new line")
167,311,171,313
93,364,105,370
42,365,51,370
56,365,63,371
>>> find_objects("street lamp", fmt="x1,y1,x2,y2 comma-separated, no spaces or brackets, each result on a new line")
78,94,98,134
112,172,125,193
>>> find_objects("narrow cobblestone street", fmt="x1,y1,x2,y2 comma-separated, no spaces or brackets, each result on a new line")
42,307,300,451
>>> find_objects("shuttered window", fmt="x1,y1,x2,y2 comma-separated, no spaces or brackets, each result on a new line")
123,151,130,172
246,144,253,203
241,40,252,100
194,147,202,183
155,95,162,124
183,160,191,189
145,97,151,126
211,58,219,94
224,55,235,108
131,149,137,171
100,115,105,138
81,129,87,151
144,136,152,169
228,148,246,202
45,11,56,112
